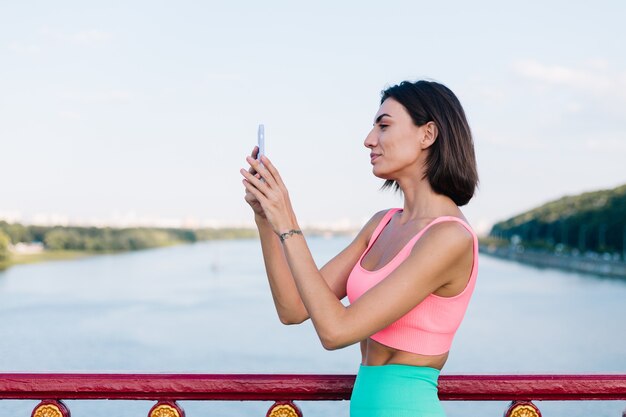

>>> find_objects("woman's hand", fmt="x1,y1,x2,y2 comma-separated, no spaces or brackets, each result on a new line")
240,153,299,235
242,146,267,220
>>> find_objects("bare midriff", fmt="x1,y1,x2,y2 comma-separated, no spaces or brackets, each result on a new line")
360,338,449,369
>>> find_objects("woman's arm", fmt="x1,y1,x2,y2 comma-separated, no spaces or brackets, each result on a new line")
255,212,383,325
242,146,309,324
244,150,385,325
255,215,305,324
241,155,473,350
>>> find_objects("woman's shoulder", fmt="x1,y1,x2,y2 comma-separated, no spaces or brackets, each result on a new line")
354,208,398,245
370,208,395,223
411,217,476,260
367,208,399,230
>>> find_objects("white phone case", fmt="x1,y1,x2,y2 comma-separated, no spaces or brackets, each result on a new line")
257,124,265,160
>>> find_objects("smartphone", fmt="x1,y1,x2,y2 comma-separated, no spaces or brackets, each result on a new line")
257,124,265,161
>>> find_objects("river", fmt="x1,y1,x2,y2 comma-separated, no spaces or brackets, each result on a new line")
0,237,624,416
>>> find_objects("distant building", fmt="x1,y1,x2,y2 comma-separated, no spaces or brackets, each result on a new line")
11,242,45,254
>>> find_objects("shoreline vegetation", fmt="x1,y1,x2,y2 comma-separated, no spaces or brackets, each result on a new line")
0,221,357,270
485,183,626,279
479,237,626,279
0,222,253,270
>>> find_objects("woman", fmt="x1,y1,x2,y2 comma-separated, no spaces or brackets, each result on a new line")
240,80,479,417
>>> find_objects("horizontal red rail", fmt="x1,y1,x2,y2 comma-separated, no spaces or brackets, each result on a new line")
1,373,626,402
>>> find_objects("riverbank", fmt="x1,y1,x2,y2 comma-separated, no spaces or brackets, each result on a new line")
480,244,626,279
0,238,212,270
0,250,96,270
0,222,262,271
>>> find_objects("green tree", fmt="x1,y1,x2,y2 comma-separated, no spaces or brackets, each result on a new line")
490,183,626,253
44,229,84,250
0,230,11,262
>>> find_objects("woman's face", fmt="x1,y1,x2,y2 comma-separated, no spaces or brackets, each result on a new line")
364,98,428,180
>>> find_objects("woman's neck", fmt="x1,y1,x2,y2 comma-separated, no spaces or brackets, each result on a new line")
396,178,457,223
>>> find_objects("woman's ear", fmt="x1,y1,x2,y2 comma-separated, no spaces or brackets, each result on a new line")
420,121,438,149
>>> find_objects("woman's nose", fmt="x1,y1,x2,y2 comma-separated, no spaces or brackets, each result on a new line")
364,129,376,148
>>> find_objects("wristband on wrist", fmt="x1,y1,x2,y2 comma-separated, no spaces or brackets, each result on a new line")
278,229,303,242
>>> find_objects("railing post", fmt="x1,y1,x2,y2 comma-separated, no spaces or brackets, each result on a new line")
31,400,71,417
266,400,303,417
148,401,185,417
504,400,541,417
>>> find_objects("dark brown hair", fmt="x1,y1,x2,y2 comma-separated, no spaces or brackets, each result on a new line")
381,80,478,206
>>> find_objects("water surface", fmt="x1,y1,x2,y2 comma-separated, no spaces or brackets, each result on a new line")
0,238,624,416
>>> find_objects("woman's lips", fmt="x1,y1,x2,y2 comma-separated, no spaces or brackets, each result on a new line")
370,153,380,163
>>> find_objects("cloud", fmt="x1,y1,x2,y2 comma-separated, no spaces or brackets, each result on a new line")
585,137,626,152
58,110,81,120
8,41,41,55
564,101,583,114
512,59,626,104
65,30,114,45
474,127,547,151
513,59,613,93
584,58,610,71
8,28,113,58
205,73,243,82
465,83,506,104
100,90,132,102
59,89,134,104
477,87,506,103
512,60,626,130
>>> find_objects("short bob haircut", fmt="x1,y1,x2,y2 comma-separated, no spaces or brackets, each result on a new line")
381,80,478,206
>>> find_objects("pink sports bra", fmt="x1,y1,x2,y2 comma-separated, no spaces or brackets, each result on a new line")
346,208,478,355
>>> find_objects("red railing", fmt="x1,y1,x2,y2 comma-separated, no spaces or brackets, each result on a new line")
1,373,626,417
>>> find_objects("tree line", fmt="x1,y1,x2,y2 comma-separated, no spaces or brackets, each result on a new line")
0,221,257,260
489,183,626,255
0,230,10,262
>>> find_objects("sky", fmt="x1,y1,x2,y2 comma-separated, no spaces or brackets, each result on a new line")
1,0,625,234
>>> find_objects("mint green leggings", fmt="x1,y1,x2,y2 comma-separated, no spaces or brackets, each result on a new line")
350,364,446,417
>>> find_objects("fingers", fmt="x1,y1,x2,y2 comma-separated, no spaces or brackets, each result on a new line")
242,175,267,204
243,190,256,205
241,154,286,206
247,146,260,174
250,146,259,173
245,156,278,188
240,166,271,196
258,155,286,189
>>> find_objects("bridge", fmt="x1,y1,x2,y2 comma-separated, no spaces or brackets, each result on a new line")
2,373,626,416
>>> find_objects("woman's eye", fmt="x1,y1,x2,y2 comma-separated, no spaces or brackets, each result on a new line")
379,124,388,129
